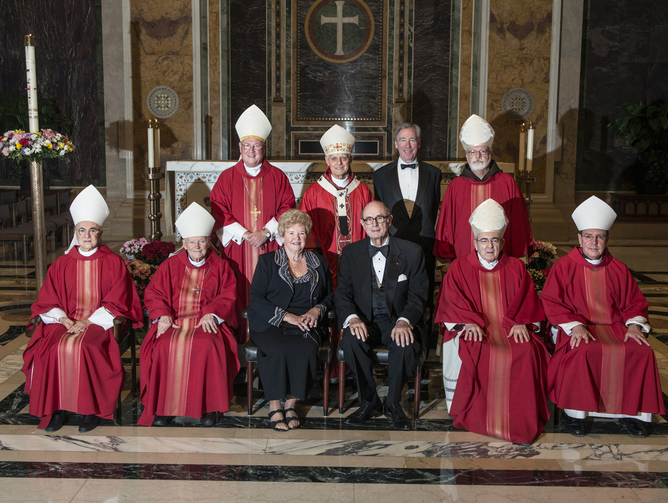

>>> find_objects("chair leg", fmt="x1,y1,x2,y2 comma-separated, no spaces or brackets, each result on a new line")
414,366,422,418
22,236,27,265
247,362,254,415
323,362,330,417
338,361,346,414
115,394,123,426
130,329,137,395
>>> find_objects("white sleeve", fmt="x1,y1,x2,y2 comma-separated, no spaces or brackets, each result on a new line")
443,322,461,331
221,222,248,247
39,308,68,324
87,307,115,330
625,316,650,333
212,314,224,325
397,317,411,326
343,314,360,328
264,217,280,245
558,321,585,336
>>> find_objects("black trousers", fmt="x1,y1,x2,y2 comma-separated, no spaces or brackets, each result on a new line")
339,316,421,405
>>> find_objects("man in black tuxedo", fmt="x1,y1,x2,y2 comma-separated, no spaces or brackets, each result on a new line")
336,201,429,430
373,123,442,313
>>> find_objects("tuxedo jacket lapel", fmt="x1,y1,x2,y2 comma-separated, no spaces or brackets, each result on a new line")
356,240,373,317
413,163,429,212
387,163,409,219
384,238,401,315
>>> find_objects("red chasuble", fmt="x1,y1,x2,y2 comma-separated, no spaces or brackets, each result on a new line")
138,250,240,426
22,245,143,428
209,159,295,337
300,169,372,290
543,248,665,416
434,170,534,259
435,252,550,444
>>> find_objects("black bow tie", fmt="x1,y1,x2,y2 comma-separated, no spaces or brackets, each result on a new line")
369,245,388,258
401,163,416,170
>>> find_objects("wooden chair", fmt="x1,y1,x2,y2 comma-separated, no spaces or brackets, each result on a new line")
242,309,335,416
26,315,137,425
336,311,430,418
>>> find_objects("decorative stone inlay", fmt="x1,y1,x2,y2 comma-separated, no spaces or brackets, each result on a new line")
147,86,179,119
501,88,534,121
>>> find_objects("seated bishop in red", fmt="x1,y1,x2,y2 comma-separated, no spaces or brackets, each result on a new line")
209,105,295,340
23,185,144,433
436,199,549,444
138,203,239,427
543,196,664,438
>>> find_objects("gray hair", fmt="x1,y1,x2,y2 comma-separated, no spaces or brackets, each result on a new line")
393,123,422,142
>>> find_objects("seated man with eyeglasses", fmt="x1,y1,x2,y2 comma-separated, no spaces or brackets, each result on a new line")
23,186,144,433
434,114,534,263
543,196,664,438
435,199,549,444
336,201,429,430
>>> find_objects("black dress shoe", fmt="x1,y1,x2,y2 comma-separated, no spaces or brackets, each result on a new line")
78,414,100,433
201,412,217,427
565,416,585,437
345,400,383,424
152,415,171,427
45,410,66,433
384,402,412,431
619,418,649,437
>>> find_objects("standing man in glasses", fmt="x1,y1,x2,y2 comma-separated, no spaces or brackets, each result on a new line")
373,123,442,315
210,105,295,340
336,201,429,430
434,114,534,262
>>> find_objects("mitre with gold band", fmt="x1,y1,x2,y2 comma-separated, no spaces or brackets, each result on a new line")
175,202,216,239
320,124,355,156
66,185,110,254
571,195,617,231
460,114,495,151
469,199,508,237
235,104,272,143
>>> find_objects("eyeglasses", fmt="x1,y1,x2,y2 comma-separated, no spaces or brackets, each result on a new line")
241,143,264,151
475,237,501,245
77,227,100,236
362,215,390,225
186,239,208,246
466,149,490,158
581,233,607,242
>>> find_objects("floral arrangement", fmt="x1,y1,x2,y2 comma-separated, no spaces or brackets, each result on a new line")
0,129,74,161
120,238,175,307
526,240,558,291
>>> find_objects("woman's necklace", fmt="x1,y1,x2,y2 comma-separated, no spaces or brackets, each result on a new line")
186,266,211,295
243,175,265,222
288,256,306,277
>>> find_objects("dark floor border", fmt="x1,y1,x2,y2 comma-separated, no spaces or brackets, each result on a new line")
0,461,666,487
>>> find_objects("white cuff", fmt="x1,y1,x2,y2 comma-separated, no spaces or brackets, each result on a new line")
397,317,411,326
222,222,249,247
625,316,650,333
559,321,585,336
39,308,68,325
443,322,460,331
264,217,278,240
212,314,224,325
343,314,360,328
88,307,115,330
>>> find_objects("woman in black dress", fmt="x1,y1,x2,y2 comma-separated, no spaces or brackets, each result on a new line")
248,209,333,430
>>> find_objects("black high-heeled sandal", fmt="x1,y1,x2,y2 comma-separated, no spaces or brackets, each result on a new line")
268,409,288,431
283,407,301,429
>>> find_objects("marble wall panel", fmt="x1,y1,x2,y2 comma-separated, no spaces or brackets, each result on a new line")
412,0,451,160
457,0,474,159
486,0,552,194
229,0,267,159
208,0,223,160
0,0,103,186
130,1,194,191
577,0,668,192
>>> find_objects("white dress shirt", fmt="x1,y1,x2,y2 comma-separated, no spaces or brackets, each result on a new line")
397,161,419,202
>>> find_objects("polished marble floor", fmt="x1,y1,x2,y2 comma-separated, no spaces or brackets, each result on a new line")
0,242,667,502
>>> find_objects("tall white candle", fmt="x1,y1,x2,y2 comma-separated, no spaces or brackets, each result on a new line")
147,123,155,168
153,122,160,169
24,35,39,133
519,126,526,172
526,124,534,173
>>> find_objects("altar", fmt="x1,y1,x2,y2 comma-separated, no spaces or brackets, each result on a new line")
164,160,515,236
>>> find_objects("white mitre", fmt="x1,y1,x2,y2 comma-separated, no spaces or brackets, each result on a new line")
460,114,495,151
235,104,272,143
572,196,617,231
175,203,216,239
320,124,355,156
469,199,508,237
70,185,109,226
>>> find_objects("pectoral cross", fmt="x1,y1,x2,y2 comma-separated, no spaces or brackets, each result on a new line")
250,206,261,221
